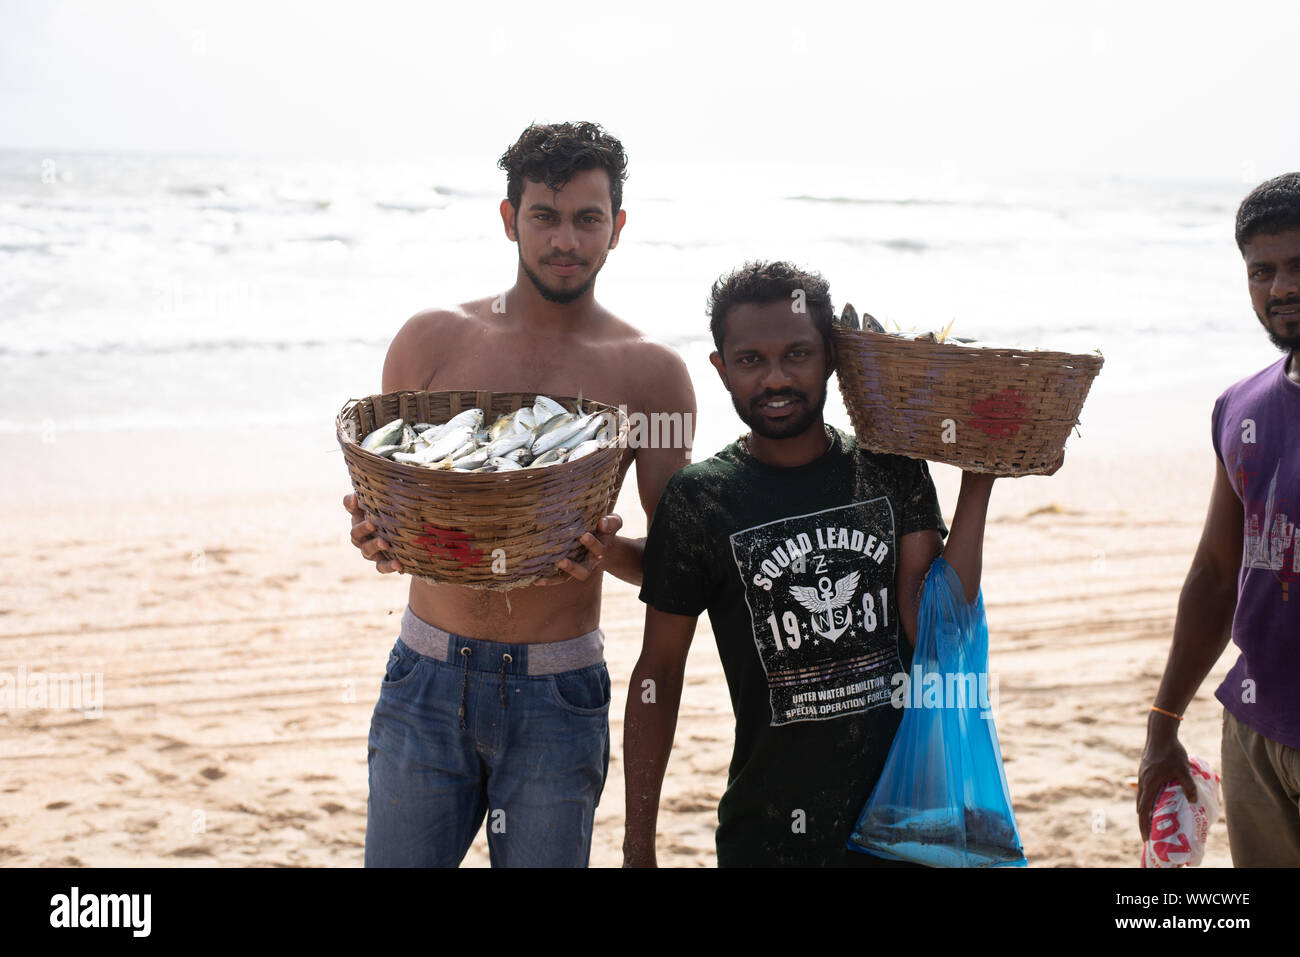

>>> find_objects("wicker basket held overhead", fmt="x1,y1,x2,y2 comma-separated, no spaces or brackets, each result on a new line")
832,311,1103,476
337,390,629,589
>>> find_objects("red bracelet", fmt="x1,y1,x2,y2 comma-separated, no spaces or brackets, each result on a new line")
1150,705,1183,721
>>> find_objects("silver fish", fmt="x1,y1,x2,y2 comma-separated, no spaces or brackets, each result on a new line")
418,426,475,463
573,414,604,445
419,408,485,444
513,407,537,432
861,310,887,334
531,412,593,455
528,448,568,468
489,408,520,440
838,303,860,331
533,411,602,456
532,395,568,421
488,456,523,471
361,417,406,451
451,446,491,470
532,411,576,438
483,429,533,459
565,439,603,462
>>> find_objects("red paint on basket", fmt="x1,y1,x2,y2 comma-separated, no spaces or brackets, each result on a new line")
414,524,485,568
967,387,1030,439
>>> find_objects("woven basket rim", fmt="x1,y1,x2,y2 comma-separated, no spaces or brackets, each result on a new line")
335,390,631,469
831,326,1104,364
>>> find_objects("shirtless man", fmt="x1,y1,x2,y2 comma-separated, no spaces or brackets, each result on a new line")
344,122,696,867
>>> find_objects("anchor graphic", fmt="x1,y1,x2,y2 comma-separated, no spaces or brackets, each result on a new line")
789,571,859,643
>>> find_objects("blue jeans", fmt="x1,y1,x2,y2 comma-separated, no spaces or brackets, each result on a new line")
364,625,611,867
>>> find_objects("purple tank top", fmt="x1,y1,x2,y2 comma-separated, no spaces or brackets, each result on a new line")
1211,355,1300,747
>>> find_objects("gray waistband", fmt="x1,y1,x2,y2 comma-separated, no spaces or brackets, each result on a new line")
399,607,604,676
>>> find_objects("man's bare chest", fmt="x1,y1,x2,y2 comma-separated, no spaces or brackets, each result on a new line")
422,336,637,411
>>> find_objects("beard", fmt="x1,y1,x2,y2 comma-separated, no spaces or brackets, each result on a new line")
732,385,828,440
1265,328,1300,353
1261,298,1300,353
518,246,609,305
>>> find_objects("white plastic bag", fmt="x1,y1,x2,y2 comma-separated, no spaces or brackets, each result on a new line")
1140,754,1222,868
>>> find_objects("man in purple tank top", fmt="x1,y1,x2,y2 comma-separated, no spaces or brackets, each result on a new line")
1137,172,1300,867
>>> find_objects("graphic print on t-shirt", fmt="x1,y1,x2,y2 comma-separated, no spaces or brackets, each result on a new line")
730,498,900,726
1240,461,1299,577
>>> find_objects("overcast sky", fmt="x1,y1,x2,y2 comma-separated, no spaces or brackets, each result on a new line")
2,0,1297,183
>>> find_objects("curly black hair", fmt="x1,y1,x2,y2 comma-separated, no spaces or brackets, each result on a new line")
498,121,628,214
708,260,835,358
1236,172,1300,250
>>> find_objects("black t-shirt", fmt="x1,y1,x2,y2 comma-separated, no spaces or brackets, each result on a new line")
640,427,947,867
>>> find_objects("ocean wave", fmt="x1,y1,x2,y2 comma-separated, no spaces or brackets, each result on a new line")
167,184,227,197
788,194,1013,209
0,241,57,254
879,238,929,253
432,184,496,198
0,408,331,435
280,234,357,247
374,200,446,214
0,336,388,359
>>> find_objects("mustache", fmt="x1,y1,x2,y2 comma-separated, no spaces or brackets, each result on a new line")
752,389,806,404
1267,295,1300,311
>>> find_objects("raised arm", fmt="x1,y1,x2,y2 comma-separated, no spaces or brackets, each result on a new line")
941,472,997,603
894,470,995,646
1136,458,1242,838
623,607,698,867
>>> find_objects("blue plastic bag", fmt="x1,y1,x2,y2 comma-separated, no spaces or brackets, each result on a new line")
847,556,1026,867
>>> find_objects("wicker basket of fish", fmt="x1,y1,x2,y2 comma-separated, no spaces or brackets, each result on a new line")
831,304,1103,476
337,390,629,589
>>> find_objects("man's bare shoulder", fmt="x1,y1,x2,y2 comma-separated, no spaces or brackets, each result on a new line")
598,319,694,412
382,299,495,392
395,299,496,343
593,311,682,363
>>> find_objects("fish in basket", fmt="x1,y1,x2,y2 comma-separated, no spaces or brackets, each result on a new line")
337,390,630,589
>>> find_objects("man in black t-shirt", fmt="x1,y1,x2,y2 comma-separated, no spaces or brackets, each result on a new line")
624,261,999,867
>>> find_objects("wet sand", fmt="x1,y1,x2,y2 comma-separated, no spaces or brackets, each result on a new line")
0,424,1233,867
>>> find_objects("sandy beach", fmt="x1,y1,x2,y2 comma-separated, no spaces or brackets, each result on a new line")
0,407,1238,868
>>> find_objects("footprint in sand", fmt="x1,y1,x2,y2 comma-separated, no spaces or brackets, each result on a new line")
170,846,214,858
663,795,715,814
199,766,226,782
